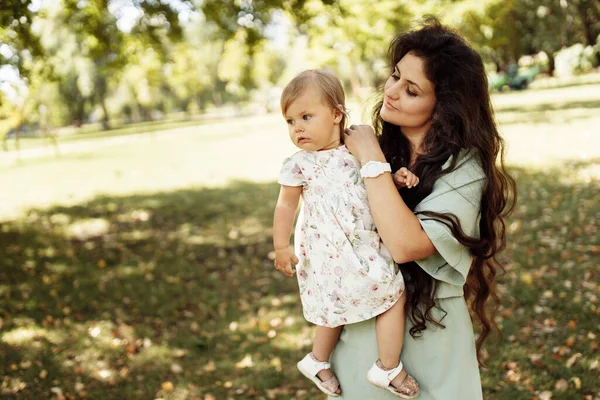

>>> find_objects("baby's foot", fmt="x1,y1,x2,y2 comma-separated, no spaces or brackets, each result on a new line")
377,359,419,398
311,354,341,395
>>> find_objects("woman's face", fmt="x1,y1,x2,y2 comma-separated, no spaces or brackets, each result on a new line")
380,52,436,134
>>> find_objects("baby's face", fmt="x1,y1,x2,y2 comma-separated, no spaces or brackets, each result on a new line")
284,87,342,152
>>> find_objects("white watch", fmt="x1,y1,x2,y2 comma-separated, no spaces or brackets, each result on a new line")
360,161,391,178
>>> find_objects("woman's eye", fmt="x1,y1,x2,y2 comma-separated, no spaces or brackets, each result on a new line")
391,73,400,80
406,88,417,97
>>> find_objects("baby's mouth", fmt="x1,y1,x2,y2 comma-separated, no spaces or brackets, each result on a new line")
297,137,310,143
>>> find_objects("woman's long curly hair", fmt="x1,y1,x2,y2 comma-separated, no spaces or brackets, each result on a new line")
373,17,516,364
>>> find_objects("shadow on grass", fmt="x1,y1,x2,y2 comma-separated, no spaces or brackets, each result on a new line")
0,161,599,399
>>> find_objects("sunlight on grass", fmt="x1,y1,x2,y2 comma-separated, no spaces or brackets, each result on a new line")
2,326,65,346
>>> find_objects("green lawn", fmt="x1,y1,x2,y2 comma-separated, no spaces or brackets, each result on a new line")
0,85,599,399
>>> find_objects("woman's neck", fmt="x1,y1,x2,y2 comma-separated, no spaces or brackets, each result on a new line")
401,127,427,165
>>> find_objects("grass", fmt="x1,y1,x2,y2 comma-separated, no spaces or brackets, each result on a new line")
0,85,599,399
0,109,243,153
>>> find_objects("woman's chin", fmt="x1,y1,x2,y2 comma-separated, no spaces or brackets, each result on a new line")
380,107,401,126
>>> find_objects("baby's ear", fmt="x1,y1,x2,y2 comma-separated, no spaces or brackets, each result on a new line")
333,105,344,123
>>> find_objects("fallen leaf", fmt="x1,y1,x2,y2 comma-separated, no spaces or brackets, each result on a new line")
236,354,255,369
554,379,568,391
170,363,183,374
571,377,581,389
538,391,552,400
566,353,582,368
528,354,544,368
270,357,282,372
161,381,174,392
204,360,216,372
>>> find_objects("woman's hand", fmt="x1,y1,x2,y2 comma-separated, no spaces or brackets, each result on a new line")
344,125,386,165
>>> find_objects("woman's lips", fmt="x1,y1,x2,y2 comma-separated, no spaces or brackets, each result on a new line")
383,97,398,110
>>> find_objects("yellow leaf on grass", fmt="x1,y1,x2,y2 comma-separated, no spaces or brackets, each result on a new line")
566,353,582,368
520,273,533,285
204,360,216,372
161,381,174,392
236,354,254,369
270,357,282,372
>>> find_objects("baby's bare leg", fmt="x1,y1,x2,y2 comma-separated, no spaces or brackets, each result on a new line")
312,325,343,382
376,293,410,388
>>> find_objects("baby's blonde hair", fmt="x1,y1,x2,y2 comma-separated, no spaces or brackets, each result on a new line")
280,70,347,138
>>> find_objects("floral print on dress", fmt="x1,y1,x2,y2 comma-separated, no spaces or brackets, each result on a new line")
278,145,406,328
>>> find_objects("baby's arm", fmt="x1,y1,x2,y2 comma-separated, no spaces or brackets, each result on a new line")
393,167,420,189
273,185,302,276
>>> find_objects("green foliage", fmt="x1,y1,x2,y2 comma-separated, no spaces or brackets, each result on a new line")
555,43,599,77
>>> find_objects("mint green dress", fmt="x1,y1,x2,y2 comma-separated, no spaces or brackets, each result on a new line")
328,150,486,400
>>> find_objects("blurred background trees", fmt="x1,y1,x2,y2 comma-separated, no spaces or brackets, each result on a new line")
1,0,599,137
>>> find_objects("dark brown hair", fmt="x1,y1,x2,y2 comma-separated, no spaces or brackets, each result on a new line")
373,17,516,364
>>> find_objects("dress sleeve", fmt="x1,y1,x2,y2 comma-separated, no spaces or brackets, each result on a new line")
278,154,305,187
414,153,486,286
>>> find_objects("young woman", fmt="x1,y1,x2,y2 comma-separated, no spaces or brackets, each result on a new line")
330,17,516,399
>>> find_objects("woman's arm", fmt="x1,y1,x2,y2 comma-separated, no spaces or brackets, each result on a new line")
344,127,436,264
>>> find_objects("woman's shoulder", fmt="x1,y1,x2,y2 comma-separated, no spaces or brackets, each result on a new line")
416,149,486,209
442,149,485,180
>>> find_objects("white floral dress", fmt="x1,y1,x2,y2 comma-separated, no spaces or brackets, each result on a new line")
278,145,405,328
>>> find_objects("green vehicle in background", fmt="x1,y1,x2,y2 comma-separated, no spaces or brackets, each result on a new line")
489,64,540,91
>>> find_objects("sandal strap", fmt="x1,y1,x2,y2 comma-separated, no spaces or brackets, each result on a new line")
383,361,404,382
298,353,331,376
367,360,404,387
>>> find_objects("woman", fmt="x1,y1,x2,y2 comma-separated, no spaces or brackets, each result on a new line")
329,17,516,399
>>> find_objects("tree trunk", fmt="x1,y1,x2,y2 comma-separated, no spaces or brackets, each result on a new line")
545,51,556,76
101,98,110,130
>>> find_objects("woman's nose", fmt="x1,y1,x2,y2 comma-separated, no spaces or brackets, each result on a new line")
385,81,401,100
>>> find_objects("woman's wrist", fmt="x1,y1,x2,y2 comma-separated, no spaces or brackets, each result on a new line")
358,151,386,166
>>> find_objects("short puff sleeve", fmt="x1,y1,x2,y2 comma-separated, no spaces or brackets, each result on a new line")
278,154,305,187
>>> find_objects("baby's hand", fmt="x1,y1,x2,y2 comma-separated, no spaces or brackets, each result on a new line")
393,167,420,189
274,246,298,277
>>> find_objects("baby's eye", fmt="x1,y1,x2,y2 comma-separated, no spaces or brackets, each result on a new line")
406,88,417,97
302,114,311,121
286,119,294,125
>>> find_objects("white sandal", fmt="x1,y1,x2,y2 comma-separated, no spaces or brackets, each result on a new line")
297,353,341,397
367,360,420,399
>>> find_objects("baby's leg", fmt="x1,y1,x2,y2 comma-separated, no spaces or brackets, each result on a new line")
312,325,343,382
376,293,409,387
